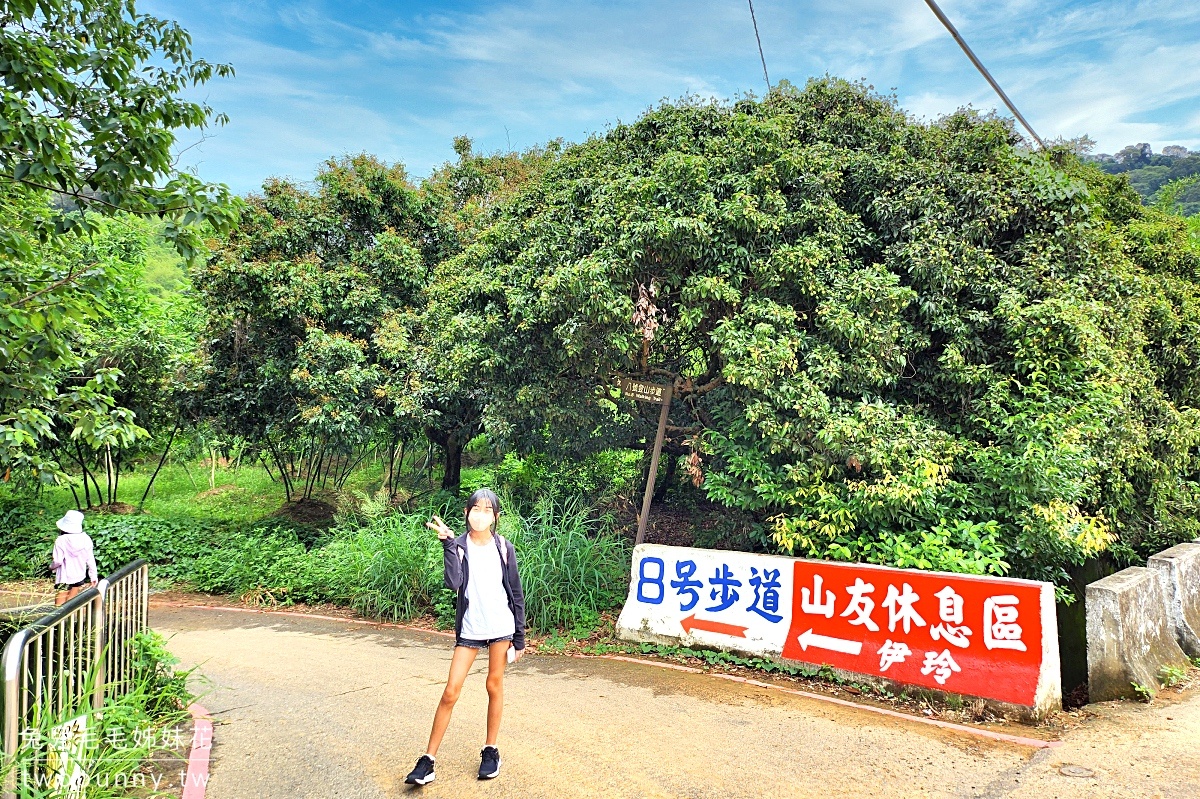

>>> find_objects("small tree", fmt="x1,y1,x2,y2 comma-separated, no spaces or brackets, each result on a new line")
1,0,237,484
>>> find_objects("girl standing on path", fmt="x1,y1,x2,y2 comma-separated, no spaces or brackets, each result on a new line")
405,488,526,785
51,510,98,605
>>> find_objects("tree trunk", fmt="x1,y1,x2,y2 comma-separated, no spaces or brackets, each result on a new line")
75,441,92,508
441,433,464,491
113,446,123,504
141,423,180,506
264,436,292,502
653,453,678,502
105,444,116,504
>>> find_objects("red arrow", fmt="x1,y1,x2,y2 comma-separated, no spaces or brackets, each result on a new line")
680,614,748,638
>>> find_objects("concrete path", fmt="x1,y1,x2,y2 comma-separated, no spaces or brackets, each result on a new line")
151,604,1200,799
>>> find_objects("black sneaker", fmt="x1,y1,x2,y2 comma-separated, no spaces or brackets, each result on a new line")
405,754,436,785
478,745,501,779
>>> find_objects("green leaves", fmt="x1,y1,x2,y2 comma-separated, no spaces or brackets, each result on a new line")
427,78,1200,587
0,0,241,257
1,0,239,485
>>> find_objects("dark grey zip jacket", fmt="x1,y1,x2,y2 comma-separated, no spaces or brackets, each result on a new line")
442,532,527,651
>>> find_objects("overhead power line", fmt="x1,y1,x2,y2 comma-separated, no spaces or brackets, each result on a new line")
747,0,770,94
921,0,1045,149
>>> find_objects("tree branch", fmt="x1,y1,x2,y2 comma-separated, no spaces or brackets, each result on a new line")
12,265,85,307
0,175,193,216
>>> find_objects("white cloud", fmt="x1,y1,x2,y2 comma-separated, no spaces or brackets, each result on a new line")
149,0,1200,191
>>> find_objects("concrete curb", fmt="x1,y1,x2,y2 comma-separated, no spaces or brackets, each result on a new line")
1148,542,1200,657
154,602,1058,749
182,703,212,799
570,654,1061,750
1086,566,1189,701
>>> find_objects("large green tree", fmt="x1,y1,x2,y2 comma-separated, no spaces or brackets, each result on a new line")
0,0,239,255
200,143,557,493
1,0,237,483
196,155,423,500
385,137,559,488
434,78,1200,589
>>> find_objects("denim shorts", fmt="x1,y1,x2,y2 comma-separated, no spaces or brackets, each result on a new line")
456,634,513,649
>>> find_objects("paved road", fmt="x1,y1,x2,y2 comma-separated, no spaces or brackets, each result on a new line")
152,604,1200,799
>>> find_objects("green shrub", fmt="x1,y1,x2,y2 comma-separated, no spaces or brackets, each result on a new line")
0,497,49,580
1,630,195,798
494,449,641,512
504,495,631,633
184,530,310,599
3,488,632,637
340,510,446,621
86,515,218,579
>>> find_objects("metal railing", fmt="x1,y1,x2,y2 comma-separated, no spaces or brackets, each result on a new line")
1,559,148,797
97,561,149,699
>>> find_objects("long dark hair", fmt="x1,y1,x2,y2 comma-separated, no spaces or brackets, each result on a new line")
464,488,502,533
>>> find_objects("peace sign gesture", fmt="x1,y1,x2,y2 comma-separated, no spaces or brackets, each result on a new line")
425,514,455,540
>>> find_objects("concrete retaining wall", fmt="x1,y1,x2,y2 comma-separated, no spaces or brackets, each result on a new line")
1148,542,1200,658
1086,566,1189,702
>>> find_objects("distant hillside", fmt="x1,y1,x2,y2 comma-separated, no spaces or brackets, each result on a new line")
1086,143,1200,215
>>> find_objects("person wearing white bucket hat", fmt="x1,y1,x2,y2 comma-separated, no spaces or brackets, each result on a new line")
51,509,98,605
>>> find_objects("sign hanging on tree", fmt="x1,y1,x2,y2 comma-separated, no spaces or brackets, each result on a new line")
618,376,673,406
616,376,674,546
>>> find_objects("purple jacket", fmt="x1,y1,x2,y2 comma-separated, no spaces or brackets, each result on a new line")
442,532,527,650
52,532,98,585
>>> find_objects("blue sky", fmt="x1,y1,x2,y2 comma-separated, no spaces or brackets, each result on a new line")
145,0,1200,195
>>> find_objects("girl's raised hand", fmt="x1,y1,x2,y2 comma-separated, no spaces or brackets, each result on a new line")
426,515,455,540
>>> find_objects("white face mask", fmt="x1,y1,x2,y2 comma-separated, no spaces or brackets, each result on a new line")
468,506,495,531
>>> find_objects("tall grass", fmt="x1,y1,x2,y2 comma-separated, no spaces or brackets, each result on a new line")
505,496,630,632
341,510,446,622
175,494,631,635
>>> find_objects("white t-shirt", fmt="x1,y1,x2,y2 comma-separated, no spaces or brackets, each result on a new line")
460,535,516,639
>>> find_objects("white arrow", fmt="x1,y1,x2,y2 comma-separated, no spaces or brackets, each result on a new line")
797,629,862,656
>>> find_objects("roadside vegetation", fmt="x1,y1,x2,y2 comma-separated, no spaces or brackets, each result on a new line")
6,0,1200,669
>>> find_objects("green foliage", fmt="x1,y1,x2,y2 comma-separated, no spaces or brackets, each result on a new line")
433,78,1200,587
503,495,630,632
0,193,145,483
86,515,217,580
123,629,197,717
161,493,627,634
185,527,315,601
1130,681,1154,702
1,0,235,489
198,155,433,496
493,449,642,511
1158,664,1188,689
340,509,447,620
2,193,206,497
0,496,50,579
197,144,559,496
0,629,195,798
0,0,240,258
1089,144,1200,215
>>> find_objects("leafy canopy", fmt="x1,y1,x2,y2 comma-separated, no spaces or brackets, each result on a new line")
435,78,1200,588
0,0,239,258
1,0,237,482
